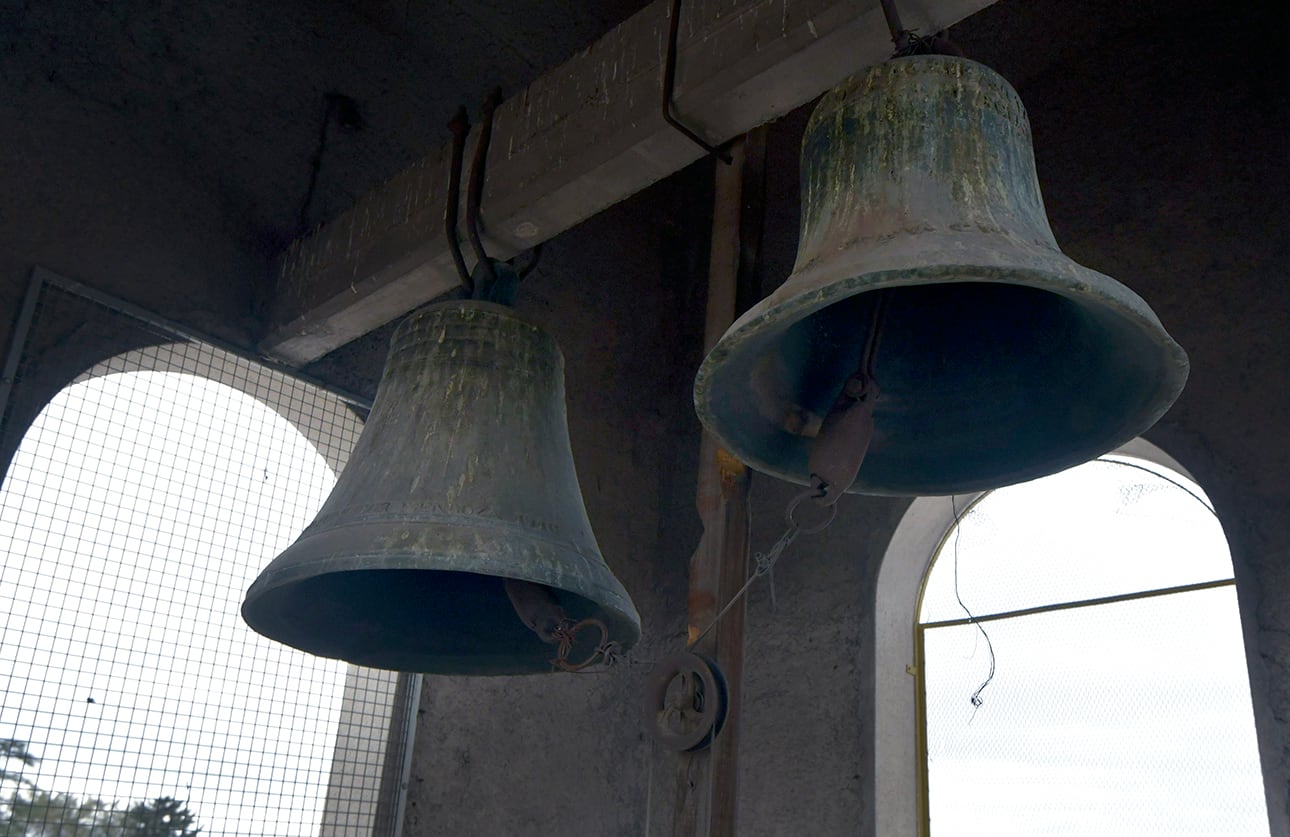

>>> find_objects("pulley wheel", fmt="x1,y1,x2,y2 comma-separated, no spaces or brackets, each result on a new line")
644,651,728,752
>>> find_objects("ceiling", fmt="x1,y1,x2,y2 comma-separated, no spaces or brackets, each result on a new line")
0,0,651,258
5,0,1277,391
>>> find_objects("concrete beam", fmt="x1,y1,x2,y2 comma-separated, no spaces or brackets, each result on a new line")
263,0,998,365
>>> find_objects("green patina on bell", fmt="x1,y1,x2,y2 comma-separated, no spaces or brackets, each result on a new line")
243,301,641,674
695,56,1188,496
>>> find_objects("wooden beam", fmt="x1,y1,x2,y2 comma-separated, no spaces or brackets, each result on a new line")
262,0,998,365
674,136,751,837
672,126,771,835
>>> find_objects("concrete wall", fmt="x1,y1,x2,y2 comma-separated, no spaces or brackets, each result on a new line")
399,3,1290,830
2,0,1288,835
1018,4,1290,828
398,2,1290,835
730,3,1290,834
737,2,1290,834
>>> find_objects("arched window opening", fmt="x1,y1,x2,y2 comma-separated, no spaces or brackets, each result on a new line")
0,340,403,836
914,454,1268,835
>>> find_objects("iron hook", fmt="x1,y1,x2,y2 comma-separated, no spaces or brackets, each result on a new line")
466,88,503,293
662,0,732,165
445,106,473,296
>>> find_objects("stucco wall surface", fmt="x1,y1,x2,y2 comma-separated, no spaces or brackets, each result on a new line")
399,2,1290,835
995,3,1290,830
2,0,1288,835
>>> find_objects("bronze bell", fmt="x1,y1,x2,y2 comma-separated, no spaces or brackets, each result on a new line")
242,301,641,674
694,56,1188,496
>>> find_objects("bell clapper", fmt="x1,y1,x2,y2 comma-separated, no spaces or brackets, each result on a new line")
806,289,888,504
648,295,889,718
650,339,883,739
502,577,622,672
503,577,567,642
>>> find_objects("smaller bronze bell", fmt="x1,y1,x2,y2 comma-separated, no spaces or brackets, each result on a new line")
694,56,1188,496
242,301,641,674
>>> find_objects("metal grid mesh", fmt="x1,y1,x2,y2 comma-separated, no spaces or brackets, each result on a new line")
0,280,409,836
919,457,1269,836
923,588,1268,835
920,458,1234,624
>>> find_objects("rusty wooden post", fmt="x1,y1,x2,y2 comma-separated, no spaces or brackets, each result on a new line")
672,125,767,836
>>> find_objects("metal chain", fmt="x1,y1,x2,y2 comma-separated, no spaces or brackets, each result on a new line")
550,617,622,672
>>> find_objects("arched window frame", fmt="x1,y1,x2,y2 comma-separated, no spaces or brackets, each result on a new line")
870,438,1236,835
0,272,420,836
64,341,406,833
69,340,364,476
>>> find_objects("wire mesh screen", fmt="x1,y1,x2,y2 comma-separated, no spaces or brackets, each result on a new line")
919,458,1233,624
918,456,1270,836
0,278,411,836
923,588,1268,835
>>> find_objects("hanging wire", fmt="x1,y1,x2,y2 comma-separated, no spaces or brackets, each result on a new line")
1099,457,1217,516
298,93,363,232
950,494,996,717
940,454,1215,719
687,524,799,651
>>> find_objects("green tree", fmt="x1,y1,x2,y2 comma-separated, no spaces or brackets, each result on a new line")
119,799,198,837
0,738,41,834
5,790,119,837
0,742,199,837
0,740,37,789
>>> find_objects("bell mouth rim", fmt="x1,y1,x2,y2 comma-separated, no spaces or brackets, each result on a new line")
694,260,1190,497
242,520,643,668
698,257,1190,390
241,565,643,671
243,532,642,620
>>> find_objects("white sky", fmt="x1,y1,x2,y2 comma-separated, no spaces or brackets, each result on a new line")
0,371,349,835
920,457,1270,836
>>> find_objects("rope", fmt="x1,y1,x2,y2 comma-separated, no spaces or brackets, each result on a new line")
686,518,803,651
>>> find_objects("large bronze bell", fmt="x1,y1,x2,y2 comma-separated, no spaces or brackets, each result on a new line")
694,56,1188,496
242,301,641,674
